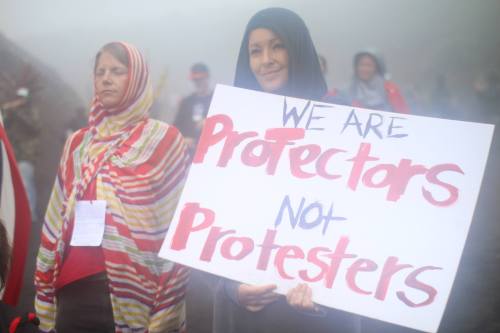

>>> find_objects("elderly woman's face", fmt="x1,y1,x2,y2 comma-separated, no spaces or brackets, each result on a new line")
248,28,289,93
356,55,378,82
95,51,129,108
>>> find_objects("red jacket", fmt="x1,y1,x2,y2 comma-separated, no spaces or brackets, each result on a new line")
352,81,410,114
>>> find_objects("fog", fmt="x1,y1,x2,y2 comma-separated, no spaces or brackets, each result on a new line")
2,2,500,331
1,0,500,119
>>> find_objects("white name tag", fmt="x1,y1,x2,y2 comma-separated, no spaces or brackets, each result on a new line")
70,200,107,246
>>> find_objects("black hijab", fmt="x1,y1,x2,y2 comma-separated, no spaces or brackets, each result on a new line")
234,7,327,101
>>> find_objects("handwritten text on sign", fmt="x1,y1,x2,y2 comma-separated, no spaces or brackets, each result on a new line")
159,85,494,332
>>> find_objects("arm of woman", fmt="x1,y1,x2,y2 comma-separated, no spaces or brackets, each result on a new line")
237,283,279,312
221,278,279,312
148,125,192,332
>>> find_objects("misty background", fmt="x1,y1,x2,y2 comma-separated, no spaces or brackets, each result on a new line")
1,1,500,332
2,0,500,121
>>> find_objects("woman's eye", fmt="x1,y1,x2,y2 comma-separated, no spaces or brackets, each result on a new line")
273,43,285,50
250,48,261,56
112,69,128,75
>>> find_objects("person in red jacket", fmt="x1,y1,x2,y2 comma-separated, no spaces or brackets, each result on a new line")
349,50,410,114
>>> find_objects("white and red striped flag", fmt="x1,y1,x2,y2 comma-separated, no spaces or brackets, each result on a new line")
0,114,31,306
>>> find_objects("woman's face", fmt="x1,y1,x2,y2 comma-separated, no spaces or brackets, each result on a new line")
248,28,289,93
356,55,378,82
95,51,129,108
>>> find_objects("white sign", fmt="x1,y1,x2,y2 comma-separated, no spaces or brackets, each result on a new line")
159,84,494,332
70,200,106,246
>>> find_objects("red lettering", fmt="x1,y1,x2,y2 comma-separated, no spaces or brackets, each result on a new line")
298,246,331,282
171,203,215,251
347,143,379,191
386,159,427,201
324,237,357,288
220,236,255,260
256,229,280,271
346,259,378,295
289,144,322,178
375,256,413,301
195,115,464,206
264,128,305,174
362,164,395,188
241,139,271,167
274,245,305,280
218,131,258,167
397,266,442,307
200,227,235,262
423,164,464,207
316,148,345,180
193,114,233,164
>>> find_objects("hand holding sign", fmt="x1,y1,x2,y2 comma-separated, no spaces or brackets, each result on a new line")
286,283,316,312
159,85,494,332
237,283,278,312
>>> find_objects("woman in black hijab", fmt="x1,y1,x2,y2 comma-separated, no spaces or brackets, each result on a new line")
212,8,358,333
233,7,328,101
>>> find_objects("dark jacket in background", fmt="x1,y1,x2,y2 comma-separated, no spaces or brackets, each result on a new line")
174,92,212,141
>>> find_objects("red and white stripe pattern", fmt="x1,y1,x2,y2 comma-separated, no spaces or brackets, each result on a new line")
35,43,189,333
0,115,31,306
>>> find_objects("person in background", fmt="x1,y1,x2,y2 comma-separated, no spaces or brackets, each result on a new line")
213,8,359,333
64,107,88,141
174,63,213,155
1,220,40,333
473,69,500,124
35,42,189,333
318,54,349,102
429,73,454,118
349,50,410,113
318,54,328,77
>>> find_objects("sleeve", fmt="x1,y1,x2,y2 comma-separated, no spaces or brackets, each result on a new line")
385,81,411,114
221,278,327,318
147,126,191,333
34,134,75,333
290,304,327,318
222,279,242,306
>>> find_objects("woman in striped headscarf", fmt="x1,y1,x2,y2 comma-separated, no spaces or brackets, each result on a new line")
35,42,189,333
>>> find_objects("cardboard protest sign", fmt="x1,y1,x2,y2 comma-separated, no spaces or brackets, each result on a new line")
159,84,494,332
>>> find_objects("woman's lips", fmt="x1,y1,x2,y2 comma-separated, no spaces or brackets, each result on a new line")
261,69,282,80
100,90,116,96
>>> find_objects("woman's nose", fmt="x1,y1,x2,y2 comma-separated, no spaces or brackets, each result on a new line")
102,71,112,85
262,48,274,65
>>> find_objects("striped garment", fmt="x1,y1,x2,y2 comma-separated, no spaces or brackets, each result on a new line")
35,42,190,333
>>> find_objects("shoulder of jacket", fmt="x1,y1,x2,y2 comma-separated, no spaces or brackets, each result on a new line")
384,81,401,93
146,119,182,136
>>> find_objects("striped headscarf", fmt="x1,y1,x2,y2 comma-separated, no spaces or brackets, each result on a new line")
73,42,155,211
89,42,153,138
35,42,189,333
